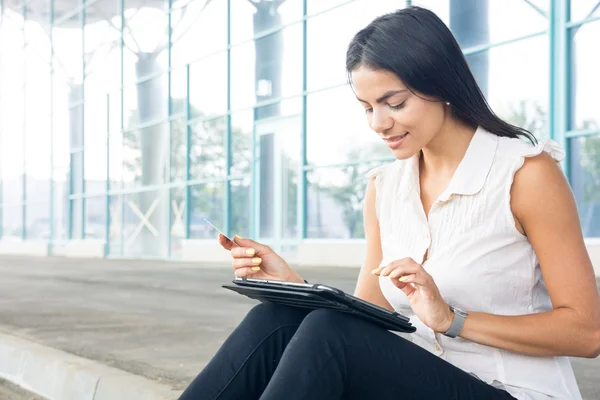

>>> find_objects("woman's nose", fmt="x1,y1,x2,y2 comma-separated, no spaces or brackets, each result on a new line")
370,109,393,133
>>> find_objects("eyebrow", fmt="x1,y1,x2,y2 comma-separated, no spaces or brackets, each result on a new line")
356,89,408,104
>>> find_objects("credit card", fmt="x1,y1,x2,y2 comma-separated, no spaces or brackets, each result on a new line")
203,217,239,247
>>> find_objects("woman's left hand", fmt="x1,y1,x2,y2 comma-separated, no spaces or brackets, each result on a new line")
372,258,454,333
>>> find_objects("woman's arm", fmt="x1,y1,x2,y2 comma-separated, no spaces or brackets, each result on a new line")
354,177,394,310
459,152,600,358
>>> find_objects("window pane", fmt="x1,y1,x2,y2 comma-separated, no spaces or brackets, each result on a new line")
25,203,50,240
570,21,600,131
53,13,84,86
2,174,24,207
84,94,108,150
84,3,122,95
124,75,169,127
230,42,255,111
108,91,122,135
85,143,108,195
170,67,188,120
123,189,169,258
230,111,253,176
71,198,83,239
190,53,228,117
108,133,124,190
231,0,302,45
231,178,251,238
171,0,227,64
1,117,24,207
52,100,70,171
413,0,548,44
307,85,389,167
524,0,549,14
2,205,23,239
170,186,186,258
51,58,72,120
23,0,52,42
108,194,123,256
254,99,301,239
281,134,299,239
480,35,549,139
0,15,25,209
25,176,51,206
570,0,600,22
307,163,380,238
569,135,600,237
53,177,69,242
25,122,52,203
68,111,85,158
122,45,138,91
189,182,225,239
189,117,226,180
123,2,168,67
170,118,188,182
68,103,84,153
308,0,402,18
1,15,25,156
85,196,106,240
25,72,51,121
309,0,548,93
122,122,169,187
25,121,51,193
307,0,351,16
307,0,403,91
71,151,84,194
231,24,302,111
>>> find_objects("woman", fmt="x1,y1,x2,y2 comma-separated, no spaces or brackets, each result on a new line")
180,6,600,400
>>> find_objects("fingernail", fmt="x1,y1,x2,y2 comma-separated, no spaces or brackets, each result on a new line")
234,234,243,239
371,268,380,275
399,276,409,282
251,266,261,271
389,270,399,278
246,248,255,256
252,257,262,265
380,269,388,276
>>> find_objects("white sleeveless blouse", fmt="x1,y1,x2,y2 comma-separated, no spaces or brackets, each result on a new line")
367,127,582,400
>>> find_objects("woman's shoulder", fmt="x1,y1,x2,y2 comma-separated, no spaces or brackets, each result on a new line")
495,135,565,165
365,159,404,183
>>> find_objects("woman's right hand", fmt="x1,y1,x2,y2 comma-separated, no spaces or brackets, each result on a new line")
218,234,305,283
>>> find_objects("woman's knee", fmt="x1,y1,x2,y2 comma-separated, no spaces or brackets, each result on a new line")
299,309,395,341
299,309,354,336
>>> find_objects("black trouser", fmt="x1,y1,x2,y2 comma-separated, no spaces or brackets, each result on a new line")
179,302,517,400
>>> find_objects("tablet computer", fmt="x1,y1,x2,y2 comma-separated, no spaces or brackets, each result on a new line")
222,277,416,333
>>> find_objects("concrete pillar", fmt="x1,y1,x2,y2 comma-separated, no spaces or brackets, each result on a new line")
134,53,169,257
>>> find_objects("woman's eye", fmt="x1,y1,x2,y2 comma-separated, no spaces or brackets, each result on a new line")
364,108,373,114
389,102,405,110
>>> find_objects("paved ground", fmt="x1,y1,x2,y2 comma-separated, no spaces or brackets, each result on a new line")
0,378,47,400
0,256,598,399
0,256,358,392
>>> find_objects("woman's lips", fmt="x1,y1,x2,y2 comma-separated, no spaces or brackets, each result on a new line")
385,133,408,149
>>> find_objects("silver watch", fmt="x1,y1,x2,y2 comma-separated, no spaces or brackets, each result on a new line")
443,305,468,338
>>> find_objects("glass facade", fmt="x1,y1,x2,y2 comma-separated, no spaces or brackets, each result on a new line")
0,0,598,259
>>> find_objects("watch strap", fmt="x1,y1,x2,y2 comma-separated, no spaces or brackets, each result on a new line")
443,305,467,338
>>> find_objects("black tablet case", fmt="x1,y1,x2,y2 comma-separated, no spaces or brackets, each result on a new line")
222,278,416,333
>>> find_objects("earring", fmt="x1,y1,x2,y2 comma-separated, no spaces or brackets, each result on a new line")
445,101,451,105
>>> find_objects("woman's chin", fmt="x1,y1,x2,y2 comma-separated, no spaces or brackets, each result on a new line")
391,147,418,160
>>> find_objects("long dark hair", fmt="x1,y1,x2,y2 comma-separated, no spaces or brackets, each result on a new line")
346,6,537,144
